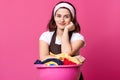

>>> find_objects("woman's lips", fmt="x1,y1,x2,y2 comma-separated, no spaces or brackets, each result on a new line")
59,23,66,26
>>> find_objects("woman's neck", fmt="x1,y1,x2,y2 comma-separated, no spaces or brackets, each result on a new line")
56,29,64,37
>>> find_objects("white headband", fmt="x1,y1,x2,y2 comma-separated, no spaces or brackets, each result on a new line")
54,3,75,18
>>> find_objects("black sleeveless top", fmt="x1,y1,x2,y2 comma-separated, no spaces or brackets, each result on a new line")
49,31,61,54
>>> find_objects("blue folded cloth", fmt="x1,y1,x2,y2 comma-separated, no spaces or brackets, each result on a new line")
34,58,63,65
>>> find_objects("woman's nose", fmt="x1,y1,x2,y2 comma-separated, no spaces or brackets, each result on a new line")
60,17,64,22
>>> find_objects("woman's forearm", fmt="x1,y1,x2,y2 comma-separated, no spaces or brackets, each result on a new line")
61,28,72,54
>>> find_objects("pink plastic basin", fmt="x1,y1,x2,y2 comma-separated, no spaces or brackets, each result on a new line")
35,64,82,80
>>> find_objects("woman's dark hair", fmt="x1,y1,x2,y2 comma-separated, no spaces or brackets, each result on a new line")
47,1,81,33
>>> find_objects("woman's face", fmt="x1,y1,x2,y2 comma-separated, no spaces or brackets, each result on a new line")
54,8,72,30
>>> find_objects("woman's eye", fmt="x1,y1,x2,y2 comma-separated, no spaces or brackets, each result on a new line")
64,15,70,18
56,15,61,18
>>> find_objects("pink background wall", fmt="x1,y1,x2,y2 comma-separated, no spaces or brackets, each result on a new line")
0,0,120,80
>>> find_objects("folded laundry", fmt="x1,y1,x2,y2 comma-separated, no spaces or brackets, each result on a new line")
50,52,85,64
34,52,85,66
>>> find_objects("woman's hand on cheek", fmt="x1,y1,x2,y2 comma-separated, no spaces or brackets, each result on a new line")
65,22,75,32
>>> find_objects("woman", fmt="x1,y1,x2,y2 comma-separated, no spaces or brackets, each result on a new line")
39,1,85,80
